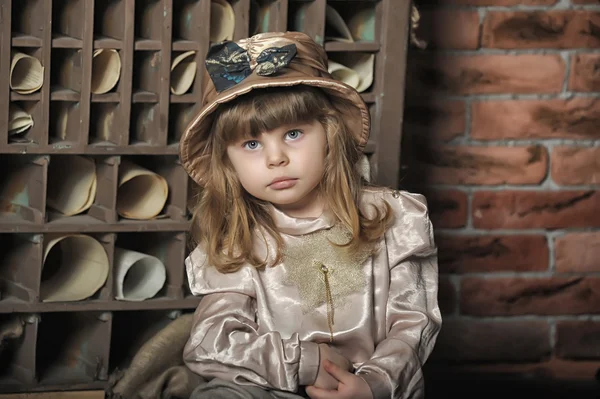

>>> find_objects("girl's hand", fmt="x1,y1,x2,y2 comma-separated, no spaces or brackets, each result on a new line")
313,344,353,390
306,360,374,399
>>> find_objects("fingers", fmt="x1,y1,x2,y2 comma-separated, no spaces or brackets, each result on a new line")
305,385,339,399
323,359,353,384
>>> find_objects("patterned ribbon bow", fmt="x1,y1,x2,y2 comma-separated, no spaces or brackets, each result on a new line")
205,41,297,93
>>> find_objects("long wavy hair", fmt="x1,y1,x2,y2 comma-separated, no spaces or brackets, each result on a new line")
189,85,392,273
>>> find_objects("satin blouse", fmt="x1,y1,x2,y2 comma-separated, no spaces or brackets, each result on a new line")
183,188,442,399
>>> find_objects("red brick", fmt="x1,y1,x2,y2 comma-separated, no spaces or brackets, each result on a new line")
438,276,456,315
437,234,548,273
571,0,600,4
407,54,565,95
419,0,557,5
555,232,600,273
556,321,600,359
418,10,480,50
569,53,600,92
552,146,600,186
483,11,600,49
460,277,600,316
403,99,465,142
423,189,468,229
430,319,551,362
413,145,548,185
471,98,600,140
472,190,600,229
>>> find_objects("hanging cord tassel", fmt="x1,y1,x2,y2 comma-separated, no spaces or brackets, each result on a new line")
319,263,335,343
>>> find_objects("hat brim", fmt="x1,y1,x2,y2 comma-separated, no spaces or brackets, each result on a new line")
180,70,370,186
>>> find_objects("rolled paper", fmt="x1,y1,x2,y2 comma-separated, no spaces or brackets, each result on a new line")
8,103,34,135
94,103,118,142
170,51,197,95
325,5,354,43
327,60,360,90
52,101,80,142
117,160,169,220
172,105,197,142
10,51,44,94
347,8,376,42
329,53,374,93
41,234,109,302
91,49,121,94
113,247,166,301
210,0,235,42
47,155,97,216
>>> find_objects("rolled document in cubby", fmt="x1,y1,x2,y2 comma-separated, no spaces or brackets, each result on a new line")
170,51,197,95
347,8,376,42
210,0,235,42
327,60,360,91
8,103,34,136
117,160,169,220
41,234,109,302
325,5,354,42
10,51,44,94
47,155,97,216
113,247,166,301
328,53,374,93
91,49,121,94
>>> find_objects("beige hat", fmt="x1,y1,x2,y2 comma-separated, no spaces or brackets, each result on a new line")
179,31,370,187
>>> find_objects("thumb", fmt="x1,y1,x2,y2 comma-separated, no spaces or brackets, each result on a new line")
323,360,353,384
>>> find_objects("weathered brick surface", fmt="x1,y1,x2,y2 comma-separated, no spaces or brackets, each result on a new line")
555,232,600,273
471,98,600,140
556,321,600,359
403,0,600,371
418,10,480,49
422,189,468,229
437,234,548,273
460,277,600,316
438,276,457,314
406,54,565,95
569,53,600,92
430,319,551,362
412,145,548,185
482,11,600,49
551,146,600,186
403,99,465,142
472,190,600,229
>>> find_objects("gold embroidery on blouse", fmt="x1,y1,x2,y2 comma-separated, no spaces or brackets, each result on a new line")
281,224,373,342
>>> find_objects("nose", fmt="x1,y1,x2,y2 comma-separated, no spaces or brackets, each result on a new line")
266,144,289,168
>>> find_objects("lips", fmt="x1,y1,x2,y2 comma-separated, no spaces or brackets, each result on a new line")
268,177,298,190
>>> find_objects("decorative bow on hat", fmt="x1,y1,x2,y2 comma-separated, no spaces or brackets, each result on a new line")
205,41,297,93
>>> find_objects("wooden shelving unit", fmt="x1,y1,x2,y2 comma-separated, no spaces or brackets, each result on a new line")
0,0,412,393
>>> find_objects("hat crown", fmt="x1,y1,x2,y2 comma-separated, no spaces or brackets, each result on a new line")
202,31,330,101
240,31,328,69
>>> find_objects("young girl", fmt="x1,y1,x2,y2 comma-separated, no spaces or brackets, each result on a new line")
179,31,441,399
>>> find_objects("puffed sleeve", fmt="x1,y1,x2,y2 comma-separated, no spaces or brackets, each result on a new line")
182,246,320,393
355,190,442,399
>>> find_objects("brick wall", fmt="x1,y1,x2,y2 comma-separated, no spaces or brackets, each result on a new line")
401,0,600,389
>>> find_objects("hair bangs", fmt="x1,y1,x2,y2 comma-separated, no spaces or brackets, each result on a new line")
214,86,332,145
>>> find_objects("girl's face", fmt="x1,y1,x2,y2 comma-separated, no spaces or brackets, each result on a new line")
226,120,327,218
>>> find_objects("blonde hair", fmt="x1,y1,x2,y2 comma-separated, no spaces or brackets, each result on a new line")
189,85,392,273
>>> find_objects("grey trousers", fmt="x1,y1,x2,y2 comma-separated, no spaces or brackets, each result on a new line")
190,378,308,399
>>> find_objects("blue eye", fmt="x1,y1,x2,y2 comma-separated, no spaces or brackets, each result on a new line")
243,140,261,150
286,130,302,140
